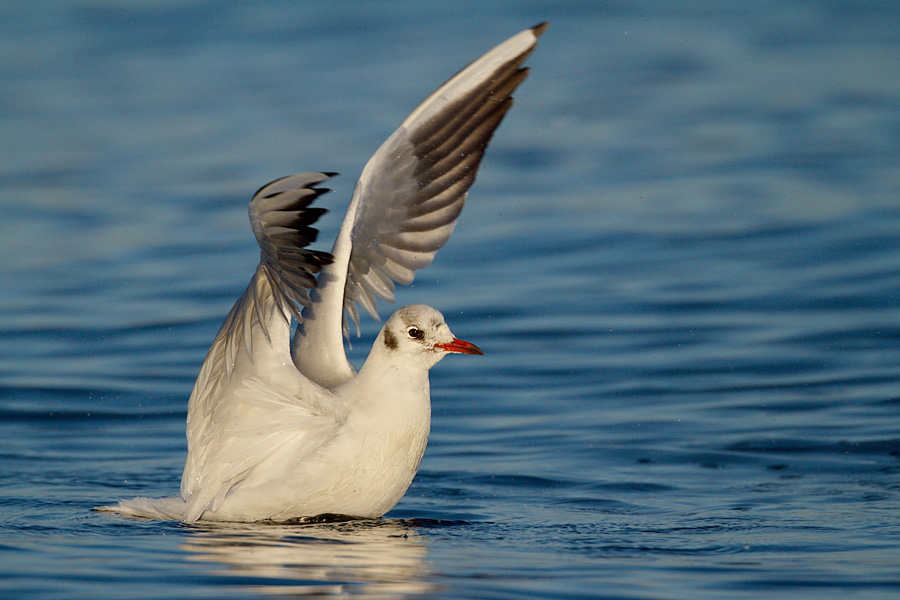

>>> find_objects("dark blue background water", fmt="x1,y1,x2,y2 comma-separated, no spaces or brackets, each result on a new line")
2,1,899,598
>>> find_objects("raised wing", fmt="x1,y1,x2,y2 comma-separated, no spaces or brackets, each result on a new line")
293,23,547,387
249,173,334,327
181,174,340,521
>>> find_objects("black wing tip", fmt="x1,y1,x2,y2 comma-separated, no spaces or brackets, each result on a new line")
253,173,338,200
531,22,549,37
310,249,334,268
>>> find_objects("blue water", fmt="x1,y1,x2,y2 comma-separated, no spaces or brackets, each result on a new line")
2,1,900,598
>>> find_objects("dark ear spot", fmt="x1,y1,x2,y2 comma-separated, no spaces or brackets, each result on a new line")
383,328,398,350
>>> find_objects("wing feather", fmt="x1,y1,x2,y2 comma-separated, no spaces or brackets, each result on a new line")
180,174,343,522
292,24,547,386
249,173,334,323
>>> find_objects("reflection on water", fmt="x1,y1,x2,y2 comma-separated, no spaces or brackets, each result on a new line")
180,518,435,598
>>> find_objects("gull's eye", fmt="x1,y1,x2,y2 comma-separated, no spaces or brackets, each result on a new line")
407,327,423,340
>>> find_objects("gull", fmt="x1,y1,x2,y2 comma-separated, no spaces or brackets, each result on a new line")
100,23,546,522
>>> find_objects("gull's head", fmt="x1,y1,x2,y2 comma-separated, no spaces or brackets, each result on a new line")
377,304,483,369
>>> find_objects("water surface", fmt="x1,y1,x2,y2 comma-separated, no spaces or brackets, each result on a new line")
2,1,900,598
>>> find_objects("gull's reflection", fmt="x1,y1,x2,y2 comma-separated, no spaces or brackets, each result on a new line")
180,518,435,598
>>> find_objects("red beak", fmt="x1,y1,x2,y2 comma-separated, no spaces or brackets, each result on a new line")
435,338,484,355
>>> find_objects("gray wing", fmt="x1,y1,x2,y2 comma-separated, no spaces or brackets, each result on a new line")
181,174,339,521
292,23,547,387
249,173,334,327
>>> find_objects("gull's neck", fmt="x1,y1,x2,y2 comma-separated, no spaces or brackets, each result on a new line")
337,331,432,413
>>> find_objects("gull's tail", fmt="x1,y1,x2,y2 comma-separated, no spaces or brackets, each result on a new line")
95,496,188,521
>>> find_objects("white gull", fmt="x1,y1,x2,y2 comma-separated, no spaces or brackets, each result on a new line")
100,23,546,522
